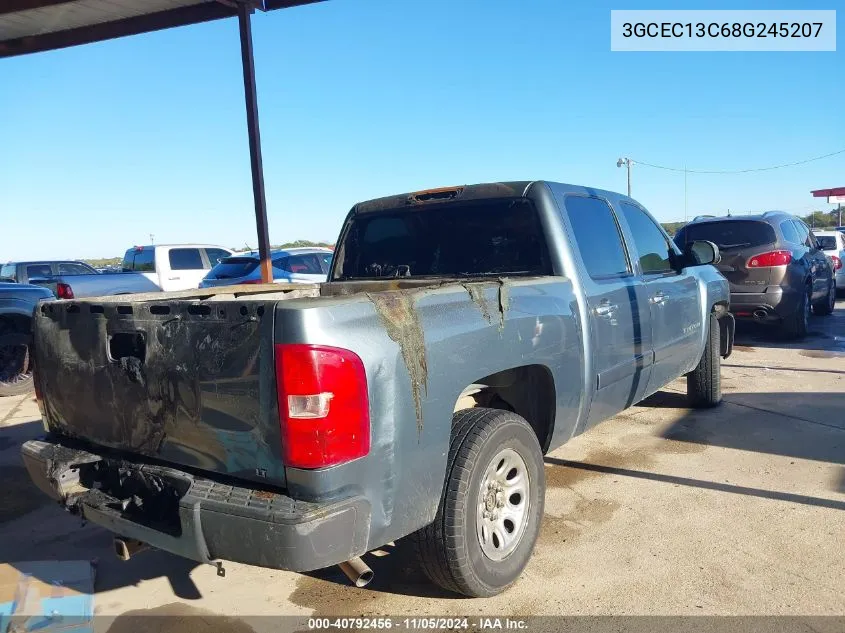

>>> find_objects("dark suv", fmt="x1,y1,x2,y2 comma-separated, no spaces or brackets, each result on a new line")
674,212,836,339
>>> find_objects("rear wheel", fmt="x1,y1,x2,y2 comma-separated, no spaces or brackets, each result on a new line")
781,285,811,340
812,279,836,316
687,313,722,408
413,408,545,597
0,333,34,397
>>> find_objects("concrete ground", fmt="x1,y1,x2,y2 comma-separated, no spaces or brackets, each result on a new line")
1,301,843,626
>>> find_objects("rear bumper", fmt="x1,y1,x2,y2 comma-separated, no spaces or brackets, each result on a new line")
728,287,801,321
21,438,371,572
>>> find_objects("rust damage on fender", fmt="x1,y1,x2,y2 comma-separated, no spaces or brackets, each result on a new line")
497,279,510,331
367,290,428,435
463,278,511,332
463,282,495,325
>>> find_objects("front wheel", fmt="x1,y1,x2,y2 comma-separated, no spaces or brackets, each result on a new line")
413,408,545,597
687,313,722,408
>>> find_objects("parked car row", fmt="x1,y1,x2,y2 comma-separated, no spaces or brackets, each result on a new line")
674,212,837,339
1,244,334,299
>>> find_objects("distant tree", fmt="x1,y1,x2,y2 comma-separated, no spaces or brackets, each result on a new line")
82,257,122,267
799,210,836,229
661,221,687,236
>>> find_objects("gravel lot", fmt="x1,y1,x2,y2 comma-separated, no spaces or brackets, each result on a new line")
1,301,843,627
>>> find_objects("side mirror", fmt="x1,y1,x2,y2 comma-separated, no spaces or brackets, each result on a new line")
684,240,721,267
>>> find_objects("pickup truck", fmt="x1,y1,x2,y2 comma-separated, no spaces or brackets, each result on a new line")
0,282,54,396
22,245,233,299
21,181,733,597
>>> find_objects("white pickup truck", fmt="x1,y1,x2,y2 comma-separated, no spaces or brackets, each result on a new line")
35,244,232,298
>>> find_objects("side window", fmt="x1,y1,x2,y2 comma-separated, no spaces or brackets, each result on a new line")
168,248,204,271
780,221,800,245
26,264,54,279
58,263,94,276
0,264,16,281
563,196,629,279
618,202,675,274
204,248,230,268
793,221,810,247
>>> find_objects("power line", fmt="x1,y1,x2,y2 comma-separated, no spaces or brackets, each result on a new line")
633,148,845,174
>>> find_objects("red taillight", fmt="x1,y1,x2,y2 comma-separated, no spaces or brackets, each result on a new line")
832,255,842,271
274,344,370,469
747,250,792,268
56,283,74,299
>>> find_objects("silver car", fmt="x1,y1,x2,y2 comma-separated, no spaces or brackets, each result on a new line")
199,247,332,288
815,230,845,296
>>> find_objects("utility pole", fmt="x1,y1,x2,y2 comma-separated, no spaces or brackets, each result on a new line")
617,157,632,197
149,233,154,245
684,164,688,223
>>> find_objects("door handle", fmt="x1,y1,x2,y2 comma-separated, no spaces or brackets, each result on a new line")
650,292,667,305
594,302,617,317
168,276,181,281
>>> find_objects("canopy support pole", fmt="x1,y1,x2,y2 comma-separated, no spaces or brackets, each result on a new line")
237,1,273,283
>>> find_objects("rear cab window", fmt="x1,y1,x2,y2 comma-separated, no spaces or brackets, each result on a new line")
675,220,776,250
26,263,54,279
168,248,204,271
123,248,155,272
334,198,552,279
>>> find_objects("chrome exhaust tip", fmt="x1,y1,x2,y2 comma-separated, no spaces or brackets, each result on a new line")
338,557,374,588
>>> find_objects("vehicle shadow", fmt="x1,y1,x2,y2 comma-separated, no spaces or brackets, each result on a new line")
659,391,845,465
544,456,845,512
732,307,845,354
637,390,690,409
0,417,206,601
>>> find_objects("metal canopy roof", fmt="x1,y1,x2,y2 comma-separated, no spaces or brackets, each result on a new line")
811,187,845,198
0,0,321,58
1,0,325,283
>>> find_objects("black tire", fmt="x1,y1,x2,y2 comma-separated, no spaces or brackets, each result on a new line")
412,408,545,598
780,285,810,340
0,333,34,397
687,313,722,408
812,279,836,316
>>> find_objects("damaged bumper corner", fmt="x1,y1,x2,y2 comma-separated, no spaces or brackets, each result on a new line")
21,438,372,573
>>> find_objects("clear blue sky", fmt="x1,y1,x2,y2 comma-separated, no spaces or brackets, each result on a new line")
1,0,842,260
